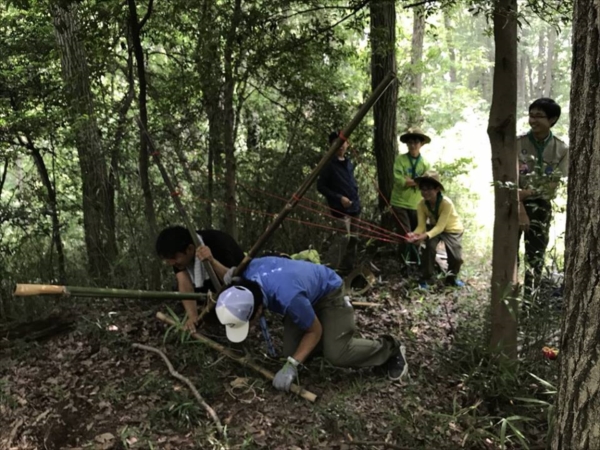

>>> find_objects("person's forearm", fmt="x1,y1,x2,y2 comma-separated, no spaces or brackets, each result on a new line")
292,332,321,363
292,328,322,363
209,258,229,280
182,300,198,322
177,273,198,322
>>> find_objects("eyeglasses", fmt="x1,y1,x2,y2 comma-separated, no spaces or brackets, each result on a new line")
528,114,547,119
419,187,435,192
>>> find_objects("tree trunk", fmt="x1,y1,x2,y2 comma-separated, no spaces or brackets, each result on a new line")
27,139,67,282
543,27,556,98
552,1,600,448
370,0,398,221
128,0,161,289
51,0,117,280
526,55,535,103
198,0,223,230
222,0,242,240
536,32,545,97
408,5,426,126
517,53,526,113
444,12,457,83
487,0,519,359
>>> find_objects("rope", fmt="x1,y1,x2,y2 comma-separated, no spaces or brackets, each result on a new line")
349,145,411,235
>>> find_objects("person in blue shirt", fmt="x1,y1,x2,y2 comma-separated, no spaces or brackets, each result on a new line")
204,254,408,392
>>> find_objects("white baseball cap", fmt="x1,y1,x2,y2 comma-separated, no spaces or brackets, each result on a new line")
216,286,254,343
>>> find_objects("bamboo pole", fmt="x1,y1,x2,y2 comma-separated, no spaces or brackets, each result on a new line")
135,117,222,291
156,312,317,403
13,283,207,301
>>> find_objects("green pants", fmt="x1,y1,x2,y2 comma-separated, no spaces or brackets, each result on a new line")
519,199,552,298
282,287,398,368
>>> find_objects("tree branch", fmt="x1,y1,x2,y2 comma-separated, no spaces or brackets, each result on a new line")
138,0,154,30
132,343,225,436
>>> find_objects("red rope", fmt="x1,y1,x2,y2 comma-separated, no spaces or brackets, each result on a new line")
191,193,405,244
349,146,411,235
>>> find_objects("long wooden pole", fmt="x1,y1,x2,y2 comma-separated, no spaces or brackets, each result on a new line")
13,283,207,301
156,312,317,402
234,72,396,276
135,117,222,291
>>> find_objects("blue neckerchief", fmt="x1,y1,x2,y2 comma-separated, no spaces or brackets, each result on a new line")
527,130,553,173
426,192,443,220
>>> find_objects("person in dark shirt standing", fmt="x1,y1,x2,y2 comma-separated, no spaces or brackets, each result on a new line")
317,131,361,271
155,225,245,332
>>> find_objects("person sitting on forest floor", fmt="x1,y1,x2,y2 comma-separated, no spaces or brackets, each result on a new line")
407,171,464,289
206,253,408,391
390,127,431,266
317,130,361,272
517,98,568,303
155,225,245,332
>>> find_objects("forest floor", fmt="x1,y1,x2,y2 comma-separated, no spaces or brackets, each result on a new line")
0,255,562,450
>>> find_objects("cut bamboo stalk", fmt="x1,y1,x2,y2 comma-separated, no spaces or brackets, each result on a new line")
156,312,317,403
13,283,207,301
351,301,381,308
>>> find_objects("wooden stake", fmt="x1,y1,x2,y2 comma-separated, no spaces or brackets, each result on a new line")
156,312,317,403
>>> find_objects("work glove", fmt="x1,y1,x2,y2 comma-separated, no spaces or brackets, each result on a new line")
272,358,299,392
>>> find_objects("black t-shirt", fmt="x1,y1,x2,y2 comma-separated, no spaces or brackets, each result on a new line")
174,229,245,293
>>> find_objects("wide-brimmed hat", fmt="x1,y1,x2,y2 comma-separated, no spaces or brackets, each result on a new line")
414,170,444,191
400,127,431,144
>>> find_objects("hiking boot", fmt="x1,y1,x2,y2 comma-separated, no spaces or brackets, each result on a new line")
454,280,465,288
417,281,429,290
386,345,408,381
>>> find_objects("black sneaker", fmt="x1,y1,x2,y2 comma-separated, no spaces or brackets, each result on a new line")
387,345,408,381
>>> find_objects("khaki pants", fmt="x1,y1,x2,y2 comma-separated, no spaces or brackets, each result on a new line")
282,287,398,368
420,232,463,284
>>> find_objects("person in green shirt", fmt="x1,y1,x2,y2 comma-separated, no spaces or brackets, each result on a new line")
408,171,464,289
390,127,431,264
517,98,568,301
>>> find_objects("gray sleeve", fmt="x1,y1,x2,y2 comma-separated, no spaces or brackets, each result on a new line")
557,144,569,177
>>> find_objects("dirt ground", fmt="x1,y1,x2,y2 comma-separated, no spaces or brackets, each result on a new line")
0,257,558,450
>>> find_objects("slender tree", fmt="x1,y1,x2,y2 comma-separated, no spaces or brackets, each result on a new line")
128,0,161,289
487,0,519,359
370,0,398,220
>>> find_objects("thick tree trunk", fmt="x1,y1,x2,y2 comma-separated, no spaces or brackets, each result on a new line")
370,0,398,221
409,5,426,125
487,0,519,359
128,0,161,289
543,27,556,98
51,0,117,280
552,1,600,448
222,0,242,240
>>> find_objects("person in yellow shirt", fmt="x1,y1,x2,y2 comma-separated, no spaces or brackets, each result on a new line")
408,171,464,289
